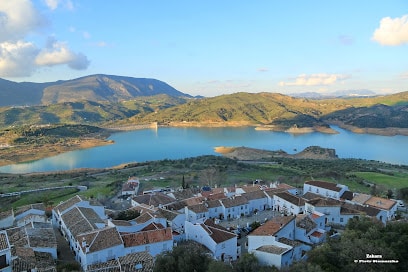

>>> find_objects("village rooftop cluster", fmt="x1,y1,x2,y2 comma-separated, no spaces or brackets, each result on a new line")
0,177,400,271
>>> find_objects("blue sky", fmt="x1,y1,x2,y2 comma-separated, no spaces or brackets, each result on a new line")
0,0,407,97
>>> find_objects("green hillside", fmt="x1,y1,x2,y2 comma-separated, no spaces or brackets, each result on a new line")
0,95,187,129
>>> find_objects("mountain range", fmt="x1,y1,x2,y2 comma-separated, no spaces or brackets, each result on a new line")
1,74,408,134
0,74,191,107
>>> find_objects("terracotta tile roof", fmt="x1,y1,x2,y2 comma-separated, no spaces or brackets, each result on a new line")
263,188,288,197
351,193,372,205
302,192,323,201
311,212,323,219
118,251,154,272
295,215,317,233
184,196,205,206
6,226,28,248
275,192,305,206
111,220,133,226
77,227,123,253
12,250,56,272
200,220,236,244
251,216,295,236
278,237,302,247
132,193,175,207
274,183,295,190
155,208,181,221
305,180,342,192
364,196,396,211
244,190,268,201
311,231,324,238
307,197,342,207
140,222,166,232
221,196,248,208
61,207,98,238
53,195,83,213
0,231,9,251
26,228,57,248
87,251,154,272
342,202,381,217
135,212,155,224
256,245,290,255
206,200,222,208
171,188,197,200
122,180,139,192
121,227,172,247
206,192,227,201
239,186,262,193
188,203,208,214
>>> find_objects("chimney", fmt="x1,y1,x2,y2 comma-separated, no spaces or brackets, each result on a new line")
82,237,87,248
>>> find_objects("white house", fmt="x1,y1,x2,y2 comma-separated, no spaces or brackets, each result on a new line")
220,196,249,220
76,226,124,270
155,208,186,233
353,195,397,221
273,192,306,215
248,215,311,269
303,180,348,200
295,214,326,244
121,177,140,196
185,219,238,261
243,190,269,213
205,200,223,219
121,223,173,257
185,204,209,223
247,216,296,252
0,231,11,272
14,203,47,227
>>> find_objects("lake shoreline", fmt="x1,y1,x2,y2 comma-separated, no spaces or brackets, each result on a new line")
0,122,407,169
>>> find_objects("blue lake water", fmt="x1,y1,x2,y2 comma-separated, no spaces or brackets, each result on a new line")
0,126,407,174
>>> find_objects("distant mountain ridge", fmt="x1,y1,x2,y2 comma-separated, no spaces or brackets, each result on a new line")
290,89,378,99
0,74,191,107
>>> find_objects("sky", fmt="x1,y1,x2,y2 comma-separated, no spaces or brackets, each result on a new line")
0,0,407,97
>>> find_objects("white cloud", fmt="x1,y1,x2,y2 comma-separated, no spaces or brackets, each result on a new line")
44,0,59,10
257,68,269,72
400,72,408,79
0,41,38,77
372,15,408,46
35,38,90,70
44,0,74,10
0,0,89,77
279,74,350,86
0,0,47,42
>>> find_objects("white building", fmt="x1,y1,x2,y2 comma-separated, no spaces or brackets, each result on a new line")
0,231,11,272
185,219,238,261
273,192,306,215
220,196,249,220
185,204,209,223
121,223,173,257
76,227,124,270
121,177,140,196
303,180,348,200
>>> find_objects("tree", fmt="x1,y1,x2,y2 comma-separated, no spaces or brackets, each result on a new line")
386,189,393,199
207,260,233,272
154,242,211,272
397,187,408,202
233,253,262,272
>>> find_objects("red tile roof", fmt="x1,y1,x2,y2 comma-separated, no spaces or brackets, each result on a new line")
251,216,295,236
305,180,342,192
121,228,172,247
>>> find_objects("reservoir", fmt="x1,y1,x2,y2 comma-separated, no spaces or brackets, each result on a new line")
0,126,407,174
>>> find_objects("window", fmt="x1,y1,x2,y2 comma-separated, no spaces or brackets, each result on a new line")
340,218,343,222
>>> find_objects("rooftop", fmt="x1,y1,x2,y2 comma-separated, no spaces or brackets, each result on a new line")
244,190,268,201
251,216,295,236
275,192,305,206
221,195,248,208
307,197,342,207
78,227,123,254
256,245,290,255
188,203,208,214
201,219,236,244
121,227,172,247
305,180,343,192
54,195,83,214
365,196,396,211
0,231,10,251
351,193,372,205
